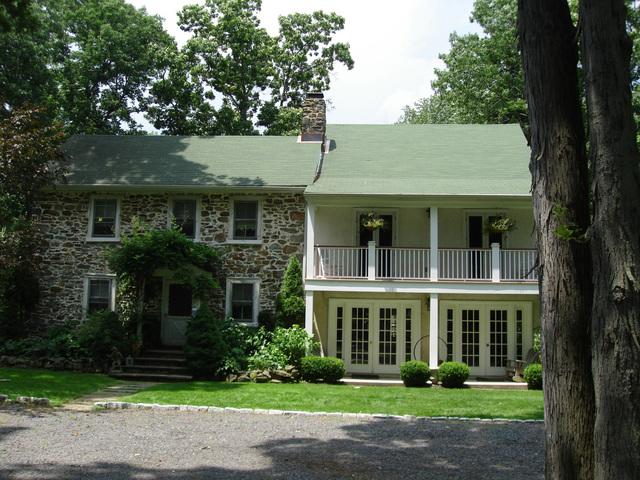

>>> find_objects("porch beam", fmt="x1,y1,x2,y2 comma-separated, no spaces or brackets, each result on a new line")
430,207,438,281
429,293,439,369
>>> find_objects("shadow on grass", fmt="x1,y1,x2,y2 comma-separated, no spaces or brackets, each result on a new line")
0,414,544,480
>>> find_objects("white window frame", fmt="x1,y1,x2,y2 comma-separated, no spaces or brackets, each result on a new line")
228,198,263,244
225,278,260,326
87,196,121,242
82,274,116,319
168,197,201,241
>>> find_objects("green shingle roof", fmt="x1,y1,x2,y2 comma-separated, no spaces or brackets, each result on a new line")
62,135,320,188
305,124,531,196
61,124,532,196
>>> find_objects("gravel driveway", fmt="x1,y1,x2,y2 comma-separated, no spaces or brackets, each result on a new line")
0,407,543,480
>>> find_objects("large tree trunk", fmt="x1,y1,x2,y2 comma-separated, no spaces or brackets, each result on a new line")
517,2,595,478
580,1,640,478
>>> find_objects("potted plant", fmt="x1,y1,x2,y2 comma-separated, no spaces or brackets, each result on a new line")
361,212,385,231
486,216,515,234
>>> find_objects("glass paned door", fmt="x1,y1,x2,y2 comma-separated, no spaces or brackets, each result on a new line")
461,309,480,367
486,308,509,375
350,307,370,369
378,307,397,366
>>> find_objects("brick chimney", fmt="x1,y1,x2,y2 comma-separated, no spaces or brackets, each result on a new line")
301,92,326,142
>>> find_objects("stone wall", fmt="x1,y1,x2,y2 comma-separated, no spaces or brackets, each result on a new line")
32,190,306,326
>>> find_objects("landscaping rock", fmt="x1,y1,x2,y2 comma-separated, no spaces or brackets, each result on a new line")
271,370,292,382
236,374,251,383
226,374,238,383
15,396,50,406
0,394,7,404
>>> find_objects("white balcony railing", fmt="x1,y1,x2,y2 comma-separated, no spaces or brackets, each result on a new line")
314,246,368,279
312,243,537,283
501,249,538,281
438,248,491,281
376,247,430,279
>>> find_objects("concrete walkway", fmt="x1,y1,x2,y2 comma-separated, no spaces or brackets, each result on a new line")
64,382,156,411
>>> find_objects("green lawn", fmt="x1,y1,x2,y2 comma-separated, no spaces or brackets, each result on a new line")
0,368,119,406
123,382,544,420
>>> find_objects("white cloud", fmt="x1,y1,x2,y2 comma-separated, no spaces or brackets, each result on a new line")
128,0,481,124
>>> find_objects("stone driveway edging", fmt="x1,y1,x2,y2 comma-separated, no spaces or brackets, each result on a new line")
94,401,544,423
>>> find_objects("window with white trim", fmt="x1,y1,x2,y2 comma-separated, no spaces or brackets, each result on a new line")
170,199,198,239
225,279,259,324
85,277,115,314
89,198,119,240
231,200,260,241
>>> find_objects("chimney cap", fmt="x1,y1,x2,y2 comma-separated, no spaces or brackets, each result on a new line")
306,92,324,99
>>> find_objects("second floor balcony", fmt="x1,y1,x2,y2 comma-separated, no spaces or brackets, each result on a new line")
312,242,537,283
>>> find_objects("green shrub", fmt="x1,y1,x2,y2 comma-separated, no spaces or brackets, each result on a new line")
184,306,228,379
300,356,345,384
0,336,48,357
438,361,470,388
218,319,269,375
524,363,543,390
248,325,317,370
276,257,305,327
400,360,431,387
258,310,277,331
78,311,127,370
45,321,84,359
533,328,542,354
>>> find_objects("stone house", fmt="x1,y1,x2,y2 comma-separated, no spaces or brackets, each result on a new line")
33,93,540,377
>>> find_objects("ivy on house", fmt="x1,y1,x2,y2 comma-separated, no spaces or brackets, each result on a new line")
105,223,222,334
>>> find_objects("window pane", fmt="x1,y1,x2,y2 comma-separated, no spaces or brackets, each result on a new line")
92,199,117,237
232,283,253,301
233,201,258,240
88,279,111,313
168,284,192,316
231,283,254,322
172,200,196,238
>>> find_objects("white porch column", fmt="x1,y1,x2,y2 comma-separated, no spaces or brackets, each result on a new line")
304,203,316,279
491,242,501,283
304,291,314,335
367,240,376,280
430,207,439,281
429,293,439,369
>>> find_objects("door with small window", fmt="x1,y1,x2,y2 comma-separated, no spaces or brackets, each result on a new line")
328,299,421,375
161,281,193,346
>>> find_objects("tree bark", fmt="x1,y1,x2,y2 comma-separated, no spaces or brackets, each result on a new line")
517,2,595,478
580,1,640,478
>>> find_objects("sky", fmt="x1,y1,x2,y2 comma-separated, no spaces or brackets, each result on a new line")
128,0,482,124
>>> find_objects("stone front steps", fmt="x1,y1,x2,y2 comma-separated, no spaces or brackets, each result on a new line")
110,348,192,383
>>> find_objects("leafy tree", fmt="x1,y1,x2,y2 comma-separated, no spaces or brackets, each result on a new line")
0,105,65,338
402,0,639,132
159,0,353,135
59,0,175,134
519,0,640,477
0,0,67,117
144,46,219,136
276,256,305,327
178,0,272,135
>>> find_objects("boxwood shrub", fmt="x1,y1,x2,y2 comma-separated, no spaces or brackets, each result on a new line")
524,363,543,390
437,361,470,388
400,360,431,387
300,356,345,384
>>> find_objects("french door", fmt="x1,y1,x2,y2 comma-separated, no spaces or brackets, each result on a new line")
328,299,421,374
440,301,532,376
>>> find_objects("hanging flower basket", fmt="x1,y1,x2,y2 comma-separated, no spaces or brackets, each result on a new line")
487,216,516,234
361,212,385,230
